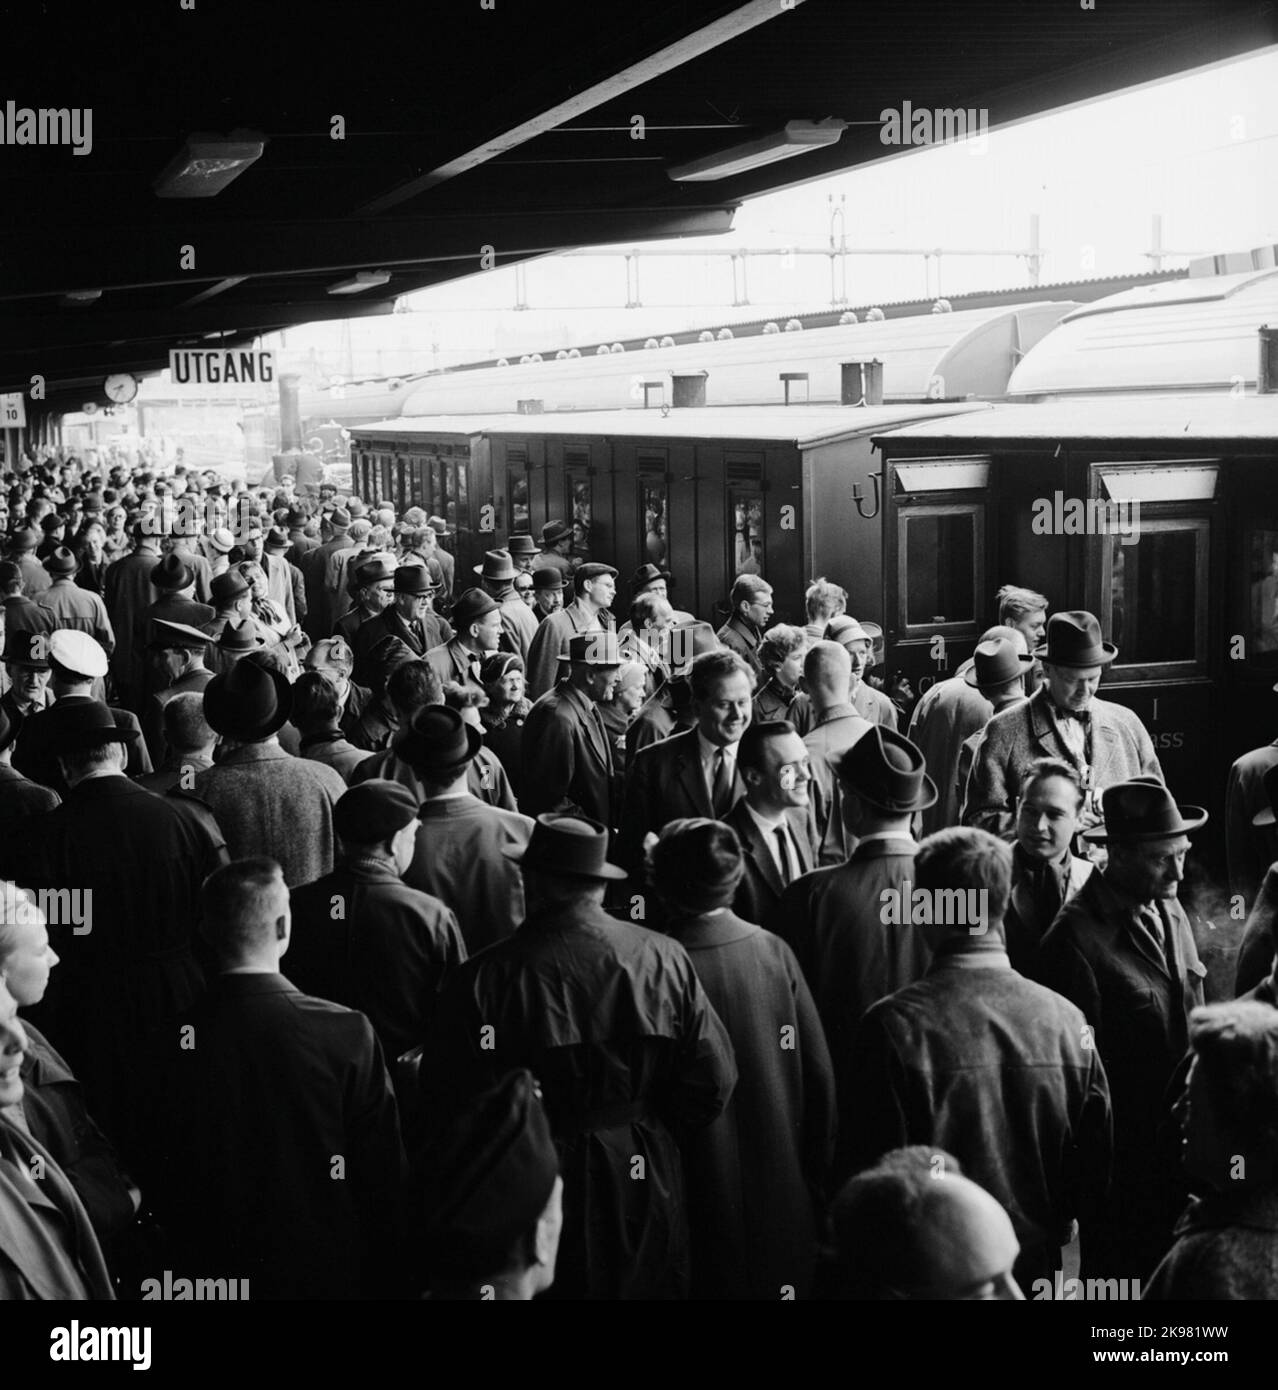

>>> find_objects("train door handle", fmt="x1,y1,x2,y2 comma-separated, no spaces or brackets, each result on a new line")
852,473,881,520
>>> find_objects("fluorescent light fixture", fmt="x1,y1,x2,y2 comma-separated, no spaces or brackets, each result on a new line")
667,119,847,182
327,270,392,296
154,131,266,198
62,289,102,305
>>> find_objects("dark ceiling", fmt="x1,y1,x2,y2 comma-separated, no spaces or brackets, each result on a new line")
1,0,1273,408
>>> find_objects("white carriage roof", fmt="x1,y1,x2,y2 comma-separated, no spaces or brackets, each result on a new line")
354,402,993,449
1008,269,1278,398
872,393,1278,445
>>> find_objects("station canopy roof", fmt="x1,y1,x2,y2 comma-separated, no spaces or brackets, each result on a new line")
1,0,1272,409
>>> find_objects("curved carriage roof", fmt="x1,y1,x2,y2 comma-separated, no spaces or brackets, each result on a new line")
1007,269,1278,399
355,401,991,449
393,303,1074,417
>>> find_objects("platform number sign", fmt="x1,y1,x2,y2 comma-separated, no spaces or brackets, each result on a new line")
1,394,25,427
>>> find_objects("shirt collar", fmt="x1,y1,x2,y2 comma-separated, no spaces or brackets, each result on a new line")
744,801,785,835
931,944,1012,971
697,729,738,765
855,829,914,847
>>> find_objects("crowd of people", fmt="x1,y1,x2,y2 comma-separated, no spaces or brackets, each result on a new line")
1,444,1276,1301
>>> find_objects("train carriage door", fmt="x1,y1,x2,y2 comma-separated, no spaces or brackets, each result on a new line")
719,446,802,627
886,455,992,691
562,444,598,566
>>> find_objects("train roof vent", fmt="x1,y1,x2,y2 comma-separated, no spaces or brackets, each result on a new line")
841,359,884,407
1189,244,1277,278
671,372,708,408
516,399,544,415
1261,326,1278,395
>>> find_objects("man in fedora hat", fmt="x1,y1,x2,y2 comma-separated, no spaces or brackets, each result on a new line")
202,567,254,645
423,516,456,600
140,619,217,765
420,813,737,1299
622,563,695,627
0,630,55,750
1038,778,1209,1281
524,561,617,702
333,553,397,648
826,615,898,730
386,704,534,953
843,825,1113,1287
649,817,835,1300
618,646,753,880
13,630,152,793
521,632,623,830
529,566,565,624
286,780,466,1065
476,547,539,663
36,547,114,655
768,726,937,1124
717,574,773,678
103,521,163,710
505,533,540,575
297,506,351,641
148,551,215,630
952,636,1032,809
724,719,818,925
1225,684,1278,915
531,519,575,582
4,698,222,1168
351,563,450,687
908,625,1030,838
426,587,502,698
801,641,873,867
193,661,347,888
963,611,1161,840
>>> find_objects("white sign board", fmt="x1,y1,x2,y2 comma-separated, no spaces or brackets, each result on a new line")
168,349,275,390
1,393,26,427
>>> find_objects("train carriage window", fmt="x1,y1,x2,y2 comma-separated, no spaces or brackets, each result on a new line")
430,457,444,515
444,459,459,529
897,504,983,632
731,494,765,578
567,474,592,561
637,450,669,568
509,472,530,533
1248,526,1278,659
1100,519,1208,672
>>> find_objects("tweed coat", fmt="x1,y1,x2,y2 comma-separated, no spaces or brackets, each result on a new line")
524,598,614,701
520,680,617,828
37,578,114,654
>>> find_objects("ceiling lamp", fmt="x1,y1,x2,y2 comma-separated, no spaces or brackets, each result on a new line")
154,131,266,198
667,119,846,182
62,289,102,306
327,270,392,297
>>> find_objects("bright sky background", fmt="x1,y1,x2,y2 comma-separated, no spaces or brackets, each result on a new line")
270,45,1278,378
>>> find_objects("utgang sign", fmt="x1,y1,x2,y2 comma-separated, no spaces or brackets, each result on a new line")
169,348,275,388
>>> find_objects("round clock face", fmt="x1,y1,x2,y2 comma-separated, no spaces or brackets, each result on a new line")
104,373,138,404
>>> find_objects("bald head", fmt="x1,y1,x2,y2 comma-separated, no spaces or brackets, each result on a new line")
979,623,1029,654
803,640,852,711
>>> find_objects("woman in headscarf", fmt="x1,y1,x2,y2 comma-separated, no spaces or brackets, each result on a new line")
479,651,531,802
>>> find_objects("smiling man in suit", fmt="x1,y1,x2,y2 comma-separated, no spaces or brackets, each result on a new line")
725,720,817,924
617,648,754,878
963,611,1161,840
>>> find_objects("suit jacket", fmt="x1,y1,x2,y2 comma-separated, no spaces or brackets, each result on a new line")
725,798,816,927
520,681,616,828
524,599,613,701
625,679,692,764
353,607,452,686
618,727,746,877
157,973,406,1299
192,742,346,888
1004,848,1093,976
1226,741,1278,913
962,686,1162,838
715,613,763,675
1037,869,1206,1277
803,707,873,866
676,910,835,1299
907,674,993,836
37,579,114,654
2,593,55,639
148,591,216,638
424,637,485,696
401,794,534,953
287,860,466,1061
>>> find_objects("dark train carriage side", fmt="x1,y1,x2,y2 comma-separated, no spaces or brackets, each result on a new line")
352,404,987,627
874,394,1278,879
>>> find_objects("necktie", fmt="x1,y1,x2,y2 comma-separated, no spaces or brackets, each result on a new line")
774,825,796,885
711,748,733,817
1136,904,1166,968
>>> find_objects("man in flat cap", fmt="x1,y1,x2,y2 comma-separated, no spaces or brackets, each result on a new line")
952,634,1033,808
352,563,452,688
13,630,152,793
475,548,539,663
5,699,222,1168
1038,779,1208,1282
0,631,54,749
426,588,502,698
413,1069,563,1300
156,857,406,1299
963,611,1161,839
193,661,346,888
524,563,617,702
140,619,216,765
287,780,466,1067
36,546,114,655
421,813,736,1299
521,632,623,830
